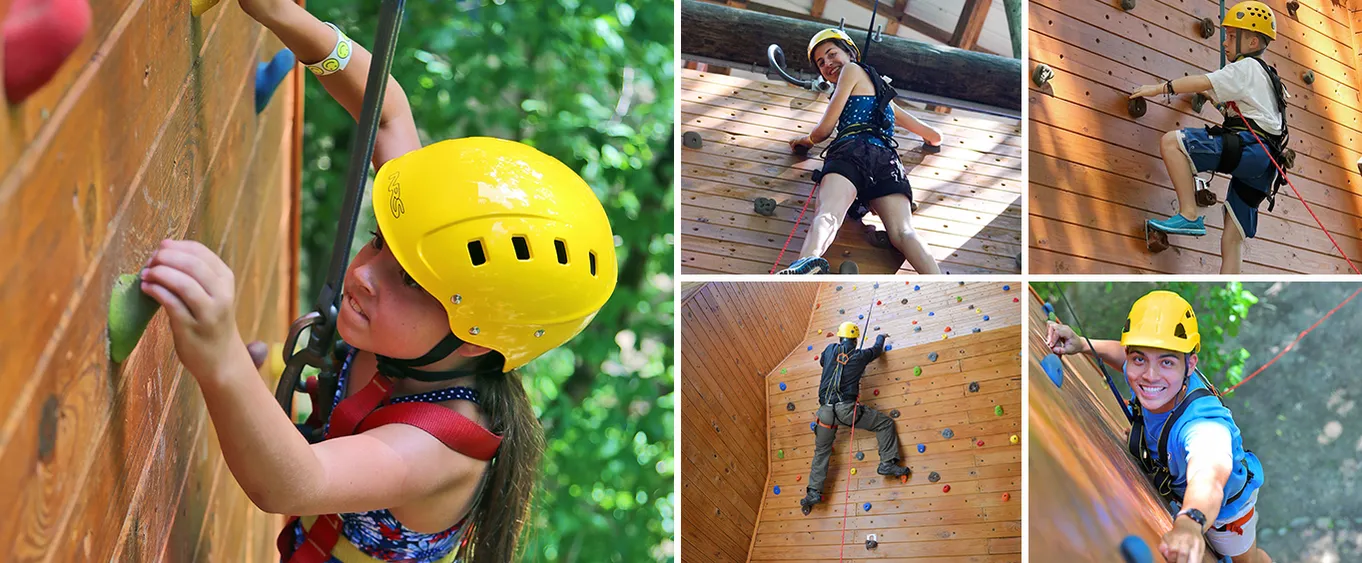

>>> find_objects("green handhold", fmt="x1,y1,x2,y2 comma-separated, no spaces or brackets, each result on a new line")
782,368,788,374
994,405,1004,416
914,366,922,377
777,449,784,459
109,273,162,363
956,296,962,302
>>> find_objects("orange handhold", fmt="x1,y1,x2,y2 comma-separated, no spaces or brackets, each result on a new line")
1002,493,1011,501
3,0,93,104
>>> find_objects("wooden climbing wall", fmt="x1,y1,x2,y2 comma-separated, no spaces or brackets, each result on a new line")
755,282,1022,561
1030,0,1362,274
1025,288,1218,562
680,69,1025,275
0,2,300,561
681,282,822,563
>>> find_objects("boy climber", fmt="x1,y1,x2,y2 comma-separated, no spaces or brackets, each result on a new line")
800,322,911,515
1046,291,1270,563
1130,1,1288,274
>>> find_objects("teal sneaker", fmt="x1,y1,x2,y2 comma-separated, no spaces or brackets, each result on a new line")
1147,214,1206,236
777,256,830,275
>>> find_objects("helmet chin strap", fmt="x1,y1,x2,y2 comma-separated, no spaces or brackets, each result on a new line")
376,333,496,382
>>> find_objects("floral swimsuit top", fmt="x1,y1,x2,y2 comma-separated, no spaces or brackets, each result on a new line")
835,95,895,148
288,349,482,562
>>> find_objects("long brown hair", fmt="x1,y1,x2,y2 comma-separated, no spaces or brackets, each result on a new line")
460,357,544,562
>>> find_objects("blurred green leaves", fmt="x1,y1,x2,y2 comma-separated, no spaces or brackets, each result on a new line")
294,0,674,560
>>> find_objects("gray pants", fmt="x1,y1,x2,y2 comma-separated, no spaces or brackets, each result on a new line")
806,402,900,495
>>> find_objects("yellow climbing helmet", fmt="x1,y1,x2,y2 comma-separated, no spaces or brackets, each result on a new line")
836,321,860,340
807,28,860,63
1120,290,1200,354
1223,1,1276,41
372,137,618,372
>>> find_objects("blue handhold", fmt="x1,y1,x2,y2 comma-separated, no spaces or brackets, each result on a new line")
808,345,813,351
983,315,990,321
885,344,893,351
914,326,921,332
1042,353,1064,388
774,485,781,495
1119,536,1154,563
873,282,879,289
917,443,926,453
255,49,295,113
779,382,787,391
863,502,872,511
1003,285,1010,291
928,352,939,362
836,286,843,291
858,314,864,319
929,312,935,317
811,421,817,432
914,285,920,291
1043,302,1055,315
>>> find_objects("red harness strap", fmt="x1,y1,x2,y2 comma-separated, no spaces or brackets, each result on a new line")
276,374,503,563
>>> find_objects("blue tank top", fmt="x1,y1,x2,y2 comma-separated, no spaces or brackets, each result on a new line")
291,349,479,562
1132,370,1263,523
835,95,894,148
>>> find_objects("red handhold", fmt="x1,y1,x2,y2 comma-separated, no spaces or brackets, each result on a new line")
873,389,879,396
814,355,819,361
3,0,93,104
1002,492,1010,501
911,320,917,325
796,475,802,481
976,440,984,447
816,303,821,309
942,485,951,493
945,326,952,332
1013,297,1020,303
899,474,908,484
826,332,834,337
876,300,882,305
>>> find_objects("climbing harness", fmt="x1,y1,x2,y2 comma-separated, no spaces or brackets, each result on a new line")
274,0,407,438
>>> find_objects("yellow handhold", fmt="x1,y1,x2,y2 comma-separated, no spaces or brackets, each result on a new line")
817,329,822,334
917,306,923,311
1010,434,1019,445
850,468,857,475
191,0,223,17
268,342,286,379
941,334,948,340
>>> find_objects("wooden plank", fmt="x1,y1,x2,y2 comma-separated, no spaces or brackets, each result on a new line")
950,0,994,51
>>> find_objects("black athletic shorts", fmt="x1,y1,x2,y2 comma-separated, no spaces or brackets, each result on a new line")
812,137,913,220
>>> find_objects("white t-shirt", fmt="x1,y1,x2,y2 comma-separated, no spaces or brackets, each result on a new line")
1206,57,1287,136
1182,420,1245,525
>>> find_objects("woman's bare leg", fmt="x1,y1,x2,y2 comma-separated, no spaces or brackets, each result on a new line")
870,193,941,274
796,174,857,259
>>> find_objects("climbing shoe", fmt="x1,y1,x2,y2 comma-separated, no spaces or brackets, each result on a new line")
799,490,822,516
877,460,911,478
1146,214,1206,236
777,256,830,275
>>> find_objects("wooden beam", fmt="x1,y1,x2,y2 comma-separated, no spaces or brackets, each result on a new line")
810,0,827,18
680,0,1021,110
950,0,993,50
843,0,952,45
885,0,908,34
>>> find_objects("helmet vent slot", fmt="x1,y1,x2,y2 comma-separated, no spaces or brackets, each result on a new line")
1174,323,1187,339
555,239,569,265
468,240,487,266
512,236,531,260
589,251,598,276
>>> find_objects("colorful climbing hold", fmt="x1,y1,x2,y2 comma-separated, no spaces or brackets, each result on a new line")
928,311,935,316
1043,302,1055,315
816,303,821,309
928,352,938,362
836,286,843,291
858,314,864,319
941,428,954,439
941,334,948,340
956,296,962,302
778,449,784,459
1002,493,1010,501
855,451,865,461
942,484,951,493
917,306,923,311
852,286,856,290
913,366,922,376
917,443,926,453
885,344,893,351
971,328,981,333
876,300,881,305
256,50,296,113
994,405,1004,416
1041,353,1064,388
1013,297,1020,303
914,285,920,291
811,422,817,431
1003,285,1010,291
779,382,787,390
774,485,781,495
839,308,845,314
796,475,802,481
945,326,952,332
911,320,917,325
873,282,879,289
1010,434,1019,445
863,502,872,512
1120,536,1154,563
976,440,985,447
850,468,857,475
807,345,813,351
914,326,921,332
817,329,822,334
826,332,833,338
873,389,879,396
4,0,94,105
983,315,990,321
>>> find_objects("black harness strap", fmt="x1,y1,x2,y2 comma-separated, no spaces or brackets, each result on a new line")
1209,55,1289,211
1127,386,1255,506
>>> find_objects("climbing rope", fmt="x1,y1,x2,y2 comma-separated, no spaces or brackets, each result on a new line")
1051,287,1134,422
1225,286,1362,393
769,181,819,274
1228,103,1360,275
837,284,878,563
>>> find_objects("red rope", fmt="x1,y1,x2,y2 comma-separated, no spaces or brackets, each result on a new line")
770,181,819,274
1229,102,1360,275
1225,287,1362,393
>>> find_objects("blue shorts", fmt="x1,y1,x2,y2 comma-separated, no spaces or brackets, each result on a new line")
1178,127,1278,238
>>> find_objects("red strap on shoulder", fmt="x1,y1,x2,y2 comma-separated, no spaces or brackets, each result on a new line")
325,374,393,439
356,402,502,461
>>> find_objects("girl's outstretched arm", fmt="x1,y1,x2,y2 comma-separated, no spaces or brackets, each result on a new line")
891,102,942,146
243,0,420,168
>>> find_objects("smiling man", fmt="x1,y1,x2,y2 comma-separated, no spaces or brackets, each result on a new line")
1046,291,1271,563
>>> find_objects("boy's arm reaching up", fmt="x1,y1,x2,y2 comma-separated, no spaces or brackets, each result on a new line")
243,0,421,168
1130,75,1214,100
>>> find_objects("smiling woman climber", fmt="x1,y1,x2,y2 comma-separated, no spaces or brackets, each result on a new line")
779,28,943,275
1046,291,1270,563
135,1,616,562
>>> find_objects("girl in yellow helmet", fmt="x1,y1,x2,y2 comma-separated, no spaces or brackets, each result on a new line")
136,2,616,562
778,29,943,275
1047,291,1270,563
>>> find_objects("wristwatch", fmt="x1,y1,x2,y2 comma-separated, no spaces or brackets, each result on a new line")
1176,508,1207,529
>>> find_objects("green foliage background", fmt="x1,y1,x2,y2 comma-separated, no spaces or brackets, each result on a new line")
293,1,675,560
1032,282,1259,392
